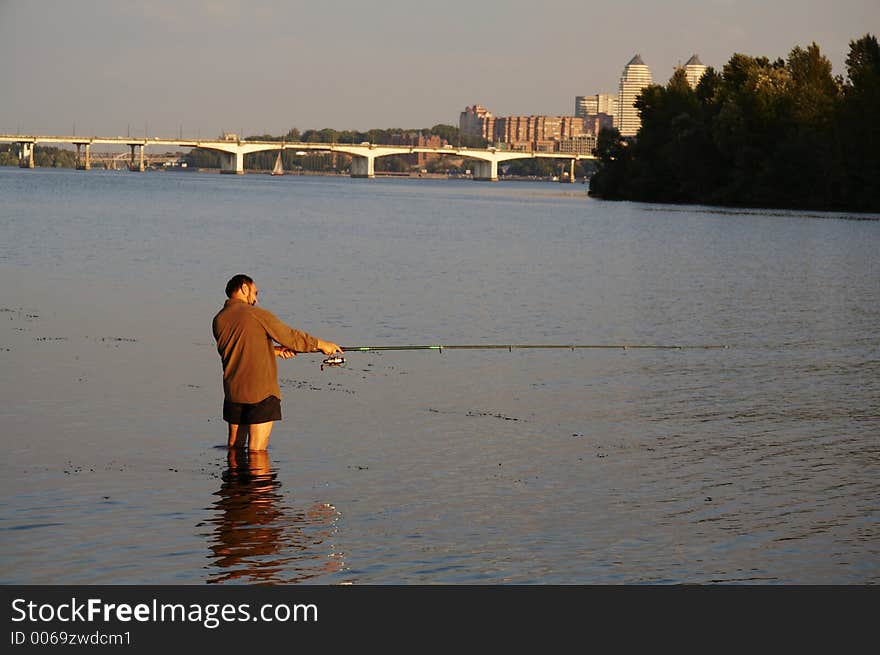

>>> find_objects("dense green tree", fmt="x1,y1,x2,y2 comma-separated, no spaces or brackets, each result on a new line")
0,144,20,166
365,129,389,144
183,148,221,169
244,133,282,142
429,124,458,144
375,156,407,172
38,147,76,168
590,35,880,211
837,34,880,210
424,156,461,173
788,44,839,126
772,43,840,206
0,144,77,168
503,158,563,178
589,127,632,198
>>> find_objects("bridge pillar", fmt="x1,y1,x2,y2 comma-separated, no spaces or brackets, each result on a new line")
219,150,244,174
561,159,575,183
128,144,145,172
19,142,35,168
350,154,375,178
75,143,91,170
472,159,498,182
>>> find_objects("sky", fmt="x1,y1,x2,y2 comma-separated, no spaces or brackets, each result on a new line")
1,0,877,138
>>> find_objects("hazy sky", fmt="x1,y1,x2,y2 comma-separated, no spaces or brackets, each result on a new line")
2,0,877,138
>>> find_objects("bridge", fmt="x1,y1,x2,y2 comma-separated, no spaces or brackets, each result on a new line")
0,133,596,181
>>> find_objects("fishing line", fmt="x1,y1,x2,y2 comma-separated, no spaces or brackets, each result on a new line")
321,343,729,368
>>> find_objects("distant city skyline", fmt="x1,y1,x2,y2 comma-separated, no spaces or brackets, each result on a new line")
1,1,877,137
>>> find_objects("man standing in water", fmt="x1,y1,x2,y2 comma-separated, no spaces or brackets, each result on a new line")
213,274,342,451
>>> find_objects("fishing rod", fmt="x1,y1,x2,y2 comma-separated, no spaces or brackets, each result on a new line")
321,342,729,367
344,343,727,352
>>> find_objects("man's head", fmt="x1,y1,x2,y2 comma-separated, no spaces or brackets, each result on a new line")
225,274,258,305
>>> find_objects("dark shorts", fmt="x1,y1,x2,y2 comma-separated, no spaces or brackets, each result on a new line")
223,395,282,424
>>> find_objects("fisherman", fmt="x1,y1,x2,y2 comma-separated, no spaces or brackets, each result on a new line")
212,274,342,451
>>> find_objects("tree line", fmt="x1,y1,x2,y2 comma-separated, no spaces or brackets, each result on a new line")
589,34,880,211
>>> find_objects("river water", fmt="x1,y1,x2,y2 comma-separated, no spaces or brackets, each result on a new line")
0,167,877,584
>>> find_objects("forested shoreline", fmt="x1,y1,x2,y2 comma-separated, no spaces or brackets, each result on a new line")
589,35,880,212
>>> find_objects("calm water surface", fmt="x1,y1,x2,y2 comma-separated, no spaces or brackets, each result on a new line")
1,167,878,583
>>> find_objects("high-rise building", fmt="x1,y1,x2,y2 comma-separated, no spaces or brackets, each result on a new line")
459,105,495,141
616,54,653,137
492,115,588,151
682,54,708,89
557,134,597,156
575,94,618,121
461,106,593,150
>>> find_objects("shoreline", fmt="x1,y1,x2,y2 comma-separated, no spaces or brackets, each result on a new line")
1,163,587,184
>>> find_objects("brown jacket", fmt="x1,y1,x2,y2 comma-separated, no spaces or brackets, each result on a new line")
212,298,318,404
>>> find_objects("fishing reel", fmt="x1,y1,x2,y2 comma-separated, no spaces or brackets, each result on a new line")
321,354,345,371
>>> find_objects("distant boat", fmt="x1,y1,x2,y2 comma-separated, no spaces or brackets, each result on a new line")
271,151,284,176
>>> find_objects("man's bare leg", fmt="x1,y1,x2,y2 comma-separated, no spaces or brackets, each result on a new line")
246,421,274,451
227,423,249,449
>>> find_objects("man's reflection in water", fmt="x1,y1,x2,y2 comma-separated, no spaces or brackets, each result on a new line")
205,448,344,584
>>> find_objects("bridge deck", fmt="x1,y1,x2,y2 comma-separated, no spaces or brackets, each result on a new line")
0,134,595,161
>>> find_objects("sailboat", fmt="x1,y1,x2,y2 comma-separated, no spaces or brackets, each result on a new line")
271,150,284,176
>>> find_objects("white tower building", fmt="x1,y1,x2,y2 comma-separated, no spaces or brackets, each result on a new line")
616,54,653,137
683,54,708,89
